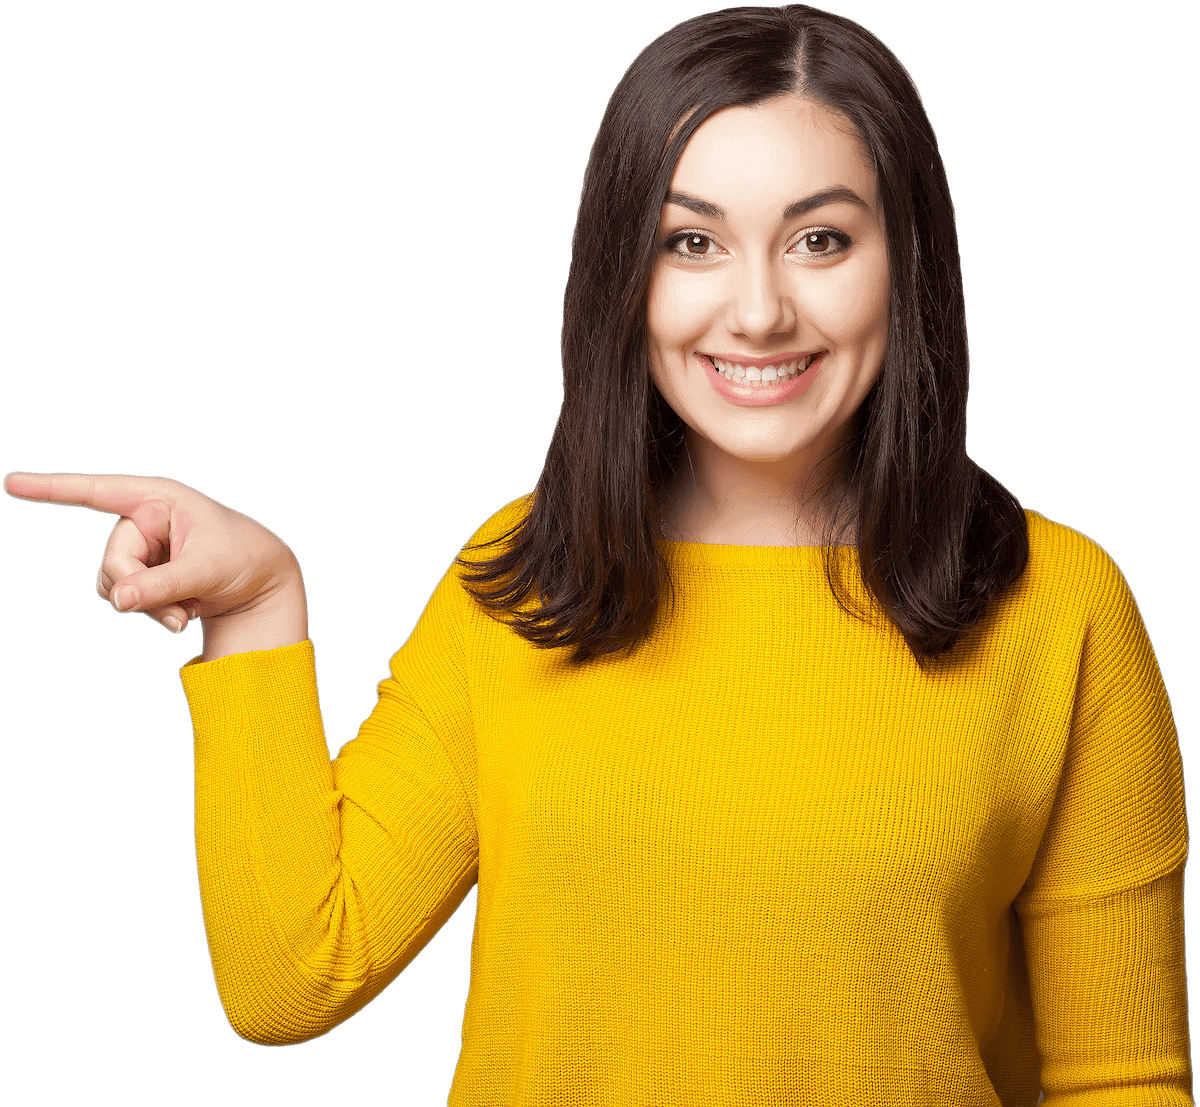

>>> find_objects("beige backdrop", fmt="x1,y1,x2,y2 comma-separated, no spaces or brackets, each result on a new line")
2,0,1196,1101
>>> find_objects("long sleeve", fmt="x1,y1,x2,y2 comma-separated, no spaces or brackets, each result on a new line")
1014,548,1191,1103
1020,866,1190,1103
182,589,478,1044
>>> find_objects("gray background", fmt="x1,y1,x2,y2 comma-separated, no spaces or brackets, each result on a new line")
3,0,1196,1101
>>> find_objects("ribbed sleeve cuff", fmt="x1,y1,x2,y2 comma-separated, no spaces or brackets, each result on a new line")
181,640,320,762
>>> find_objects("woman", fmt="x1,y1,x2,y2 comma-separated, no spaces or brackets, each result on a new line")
5,4,1190,1104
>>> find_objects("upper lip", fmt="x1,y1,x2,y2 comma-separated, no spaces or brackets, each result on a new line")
701,350,823,368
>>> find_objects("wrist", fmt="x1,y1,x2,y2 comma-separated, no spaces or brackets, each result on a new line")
200,570,309,662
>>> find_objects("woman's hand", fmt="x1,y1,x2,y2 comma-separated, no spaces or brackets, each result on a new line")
4,472,308,660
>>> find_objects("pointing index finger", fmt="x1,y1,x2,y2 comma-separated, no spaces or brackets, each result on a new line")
4,472,169,517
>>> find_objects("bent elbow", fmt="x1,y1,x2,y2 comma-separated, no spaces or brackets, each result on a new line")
210,948,372,1046
219,991,353,1046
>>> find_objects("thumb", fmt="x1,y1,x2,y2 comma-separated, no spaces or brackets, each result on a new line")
111,561,202,614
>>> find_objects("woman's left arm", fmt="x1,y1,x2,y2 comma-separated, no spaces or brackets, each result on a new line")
1016,554,1191,1104
1020,865,1190,1103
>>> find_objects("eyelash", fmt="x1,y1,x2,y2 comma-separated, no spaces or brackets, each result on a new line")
662,227,853,261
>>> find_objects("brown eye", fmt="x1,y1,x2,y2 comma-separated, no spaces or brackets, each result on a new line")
663,231,722,259
791,228,852,258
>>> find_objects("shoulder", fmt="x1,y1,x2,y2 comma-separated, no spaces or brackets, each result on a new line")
953,512,1164,745
999,510,1141,636
395,495,536,660
1022,510,1124,589
461,493,535,553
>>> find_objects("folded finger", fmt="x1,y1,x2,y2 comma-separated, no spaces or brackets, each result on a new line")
143,603,192,634
102,515,153,574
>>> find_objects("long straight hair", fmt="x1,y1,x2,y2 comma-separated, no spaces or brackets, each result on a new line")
461,4,1028,663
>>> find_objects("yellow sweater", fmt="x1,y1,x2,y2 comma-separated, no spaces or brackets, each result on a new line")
181,504,1191,1105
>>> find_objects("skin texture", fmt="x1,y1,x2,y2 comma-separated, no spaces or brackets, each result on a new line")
2,471,307,660
648,95,890,546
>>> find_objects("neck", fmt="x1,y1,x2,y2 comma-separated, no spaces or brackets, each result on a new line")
661,432,847,547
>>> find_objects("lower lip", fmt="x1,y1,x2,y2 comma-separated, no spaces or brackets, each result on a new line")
704,354,825,407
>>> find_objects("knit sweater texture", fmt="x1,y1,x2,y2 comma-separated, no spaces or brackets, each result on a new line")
181,504,1191,1105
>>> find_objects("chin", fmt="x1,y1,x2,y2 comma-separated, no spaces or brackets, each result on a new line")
711,434,815,465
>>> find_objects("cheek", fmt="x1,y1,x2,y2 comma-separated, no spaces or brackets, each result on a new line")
647,269,719,353
800,255,889,344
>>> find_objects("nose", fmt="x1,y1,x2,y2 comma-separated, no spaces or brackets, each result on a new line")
726,257,796,342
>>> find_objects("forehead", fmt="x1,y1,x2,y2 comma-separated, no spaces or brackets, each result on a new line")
667,96,877,213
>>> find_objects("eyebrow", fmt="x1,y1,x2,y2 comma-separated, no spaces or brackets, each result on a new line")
664,186,869,221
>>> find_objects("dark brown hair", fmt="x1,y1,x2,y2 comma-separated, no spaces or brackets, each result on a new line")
461,3,1028,663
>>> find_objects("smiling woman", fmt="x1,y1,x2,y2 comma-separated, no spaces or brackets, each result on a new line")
464,3,1026,662
3,3,1191,1106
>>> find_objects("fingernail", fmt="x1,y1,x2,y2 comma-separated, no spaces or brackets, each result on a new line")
187,606,200,622
163,615,182,633
113,587,135,612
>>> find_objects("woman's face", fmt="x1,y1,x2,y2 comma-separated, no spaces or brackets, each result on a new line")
647,95,889,470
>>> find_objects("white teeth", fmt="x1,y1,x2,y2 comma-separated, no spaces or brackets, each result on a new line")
711,354,815,386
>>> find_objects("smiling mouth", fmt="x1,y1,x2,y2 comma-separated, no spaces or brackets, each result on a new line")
703,352,822,386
